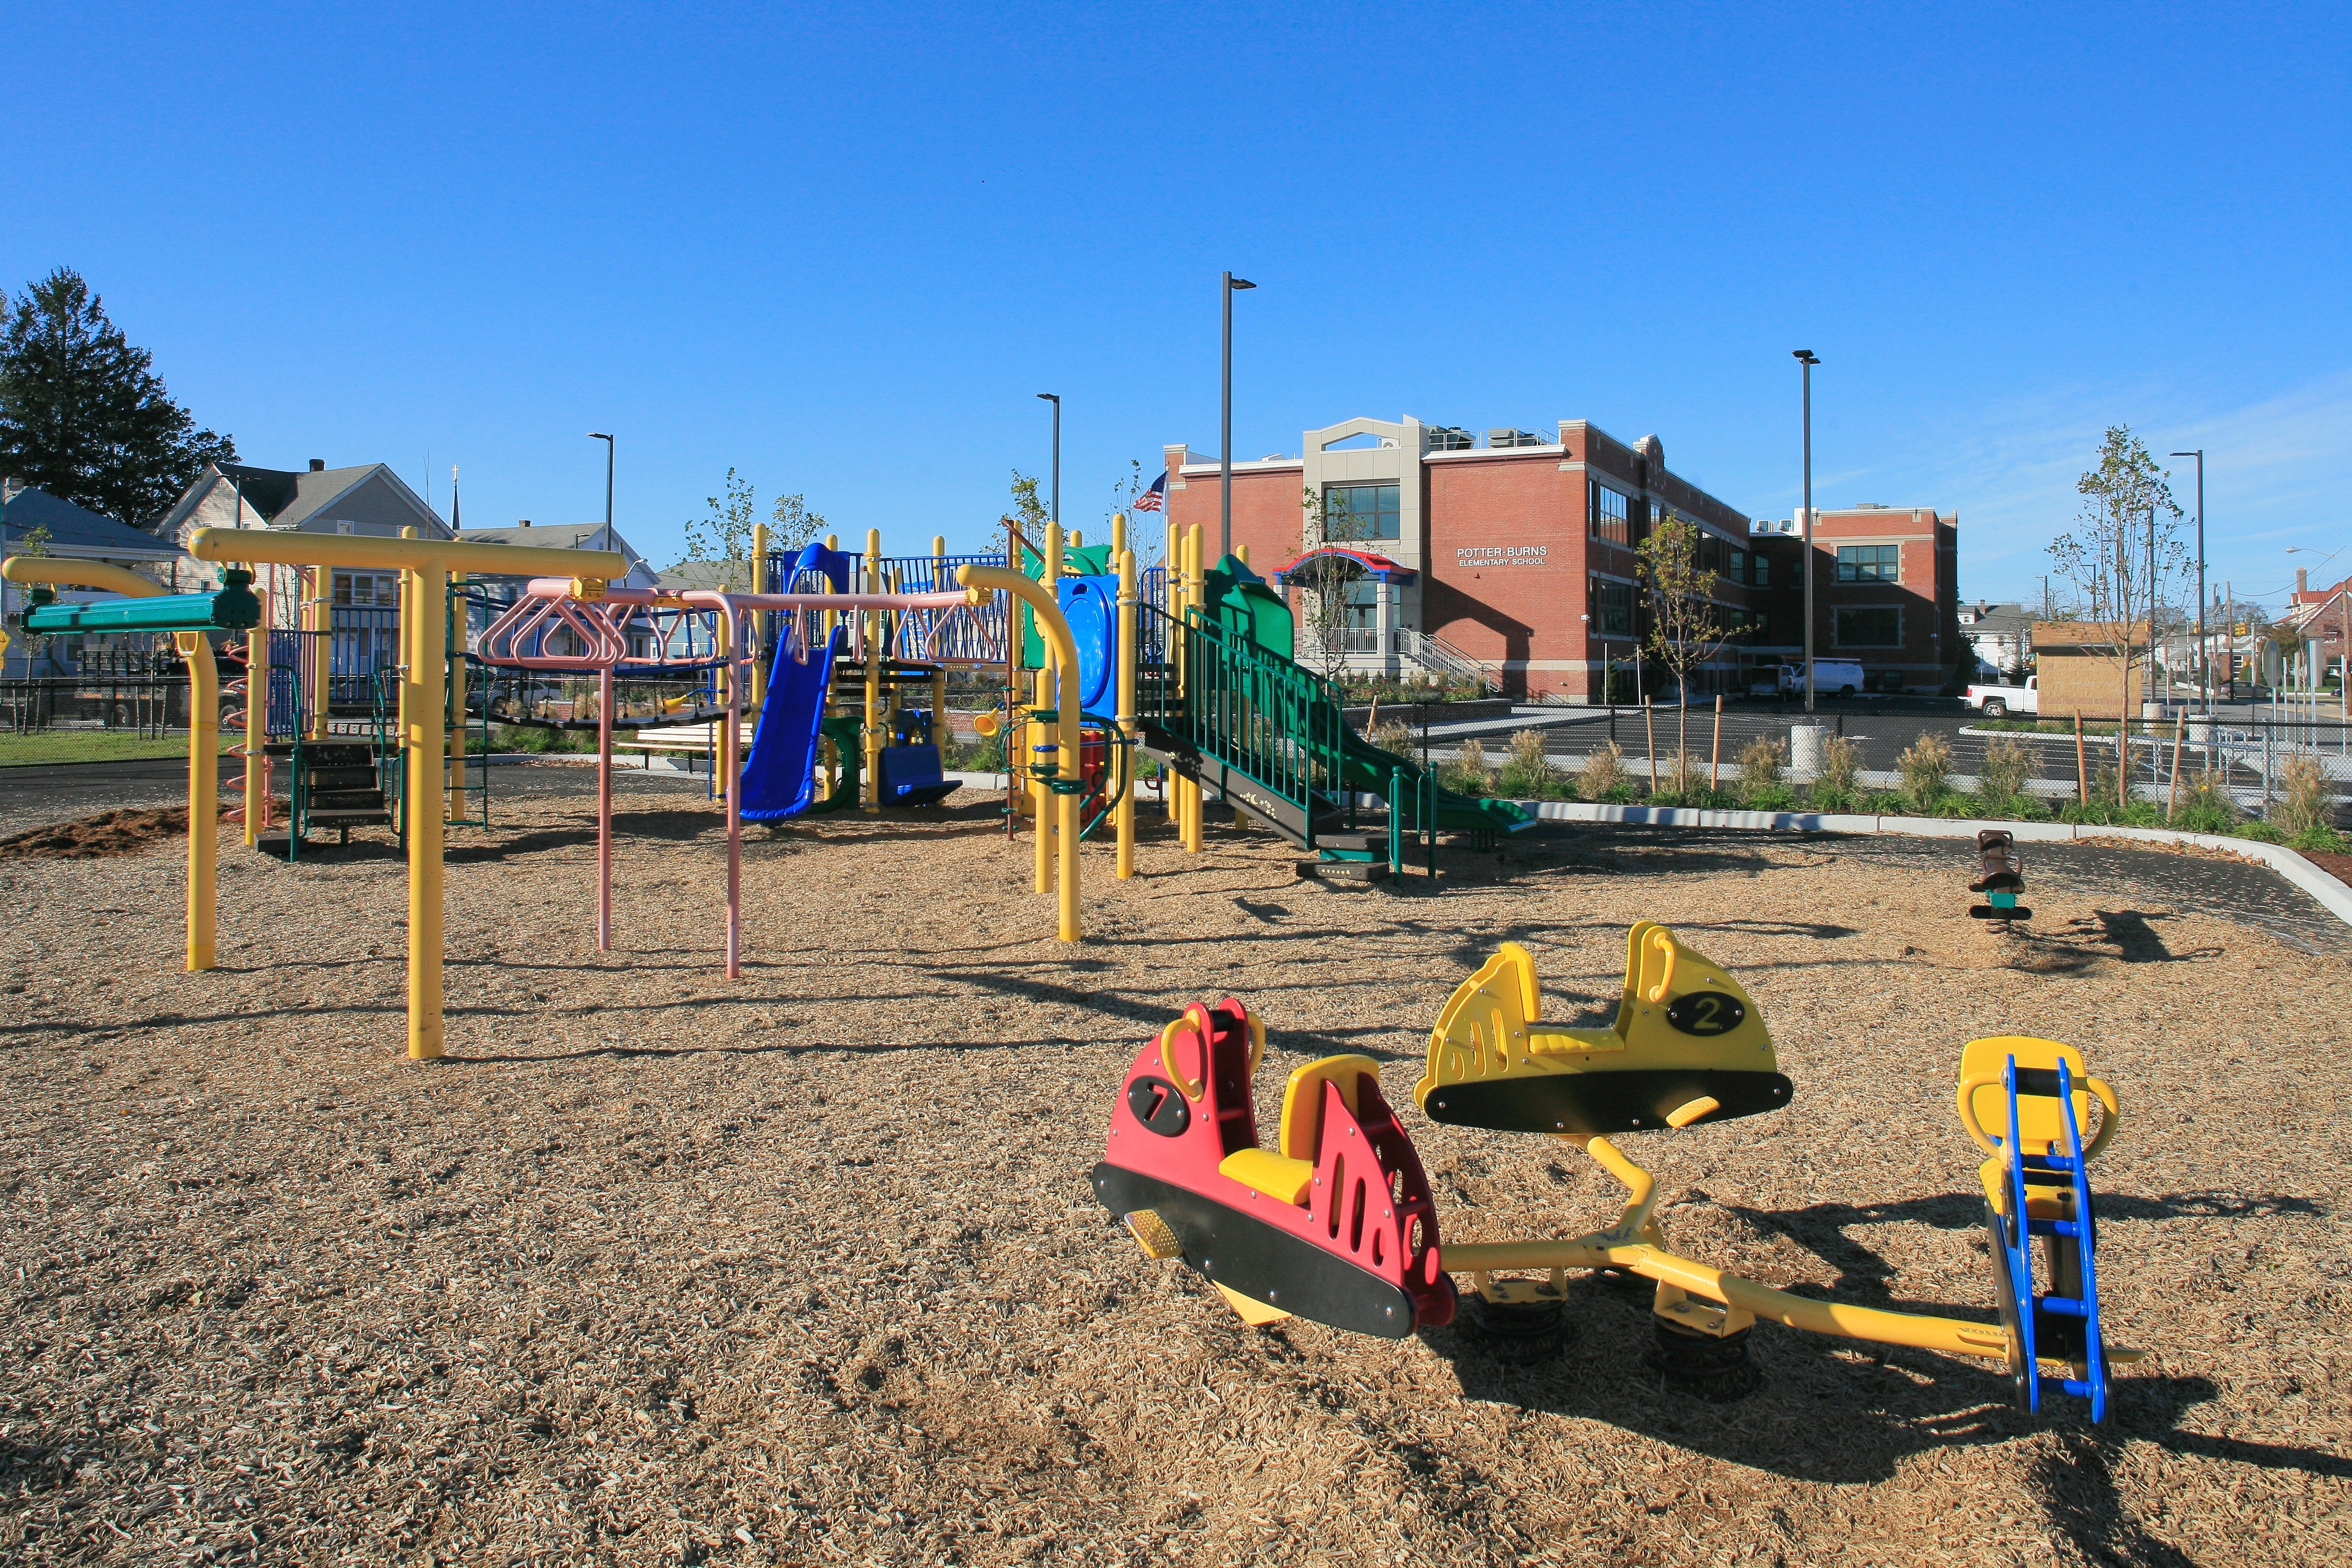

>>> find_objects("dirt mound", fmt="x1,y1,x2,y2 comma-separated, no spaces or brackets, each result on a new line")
0,805,192,859
0,797,282,861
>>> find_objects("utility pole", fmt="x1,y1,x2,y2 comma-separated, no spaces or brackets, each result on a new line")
1793,351,1820,713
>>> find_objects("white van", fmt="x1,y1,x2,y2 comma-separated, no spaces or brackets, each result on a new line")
1751,660,1865,699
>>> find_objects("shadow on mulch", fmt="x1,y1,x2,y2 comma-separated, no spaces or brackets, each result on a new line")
1417,1263,2351,1499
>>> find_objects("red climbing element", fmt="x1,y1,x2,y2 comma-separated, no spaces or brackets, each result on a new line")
1091,998,1455,1336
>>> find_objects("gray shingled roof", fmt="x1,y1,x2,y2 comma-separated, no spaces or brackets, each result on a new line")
1,487,182,559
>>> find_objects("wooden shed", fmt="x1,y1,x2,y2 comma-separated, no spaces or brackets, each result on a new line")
2032,620,2148,718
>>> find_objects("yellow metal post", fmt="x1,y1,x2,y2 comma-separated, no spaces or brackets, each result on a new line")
181,528,626,1060
1116,547,1138,879
407,557,447,1059
243,623,265,845
178,632,219,972
310,566,331,740
959,564,1083,942
864,529,883,810
1184,524,1206,852
1042,521,1063,875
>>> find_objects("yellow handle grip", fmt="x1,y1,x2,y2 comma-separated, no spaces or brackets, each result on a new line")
2079,1077,2120,1161
1159,1016,1208,1102
1244,1008,1266,1078
1956,1073,2004,1157
1644,928,1677,1004
1956,1072,2121,1161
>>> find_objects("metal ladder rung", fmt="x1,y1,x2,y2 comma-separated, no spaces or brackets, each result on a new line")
2040,1295,2090,1318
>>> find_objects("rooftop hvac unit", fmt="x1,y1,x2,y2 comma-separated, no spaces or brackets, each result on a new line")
1427,426,1475,451
1487,428,1548,447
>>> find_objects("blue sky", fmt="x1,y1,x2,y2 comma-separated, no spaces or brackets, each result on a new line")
9,2,2347,610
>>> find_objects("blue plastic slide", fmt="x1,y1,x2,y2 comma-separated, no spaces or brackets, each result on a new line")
739,543,850,822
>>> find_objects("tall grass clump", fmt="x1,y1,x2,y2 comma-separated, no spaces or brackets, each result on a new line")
1444,737,1496,797
1501,727,1565,799
1977,735,2032,808
1737,736,1786,807
1895,731,1953,813
1581,739,1632,801
2272,753,2346,848
2171,771,2242,835
1369,717,1415,759
1812,733,1861,807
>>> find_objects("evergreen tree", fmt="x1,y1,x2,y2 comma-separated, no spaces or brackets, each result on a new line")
0,268,237,526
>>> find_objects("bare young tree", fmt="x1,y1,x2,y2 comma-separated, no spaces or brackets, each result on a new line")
683,468,760,591
1635,512,1737,765
2047,425,2186,803
1293,486,1368,687
769,492,827,554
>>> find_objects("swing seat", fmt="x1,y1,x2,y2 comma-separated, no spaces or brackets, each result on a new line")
1416,923,1792,1136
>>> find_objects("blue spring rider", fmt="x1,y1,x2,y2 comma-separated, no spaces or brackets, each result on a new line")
1957,1037,2122,1421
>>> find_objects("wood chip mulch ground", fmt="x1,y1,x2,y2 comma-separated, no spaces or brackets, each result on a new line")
3,769,2348,1565
0,807,198,862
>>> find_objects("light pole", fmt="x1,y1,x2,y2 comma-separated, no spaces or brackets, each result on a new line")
2171,450,2205,712
1221,271,1256,561
1034,394,1060,528
587,433,615,556
1793,351,1819,713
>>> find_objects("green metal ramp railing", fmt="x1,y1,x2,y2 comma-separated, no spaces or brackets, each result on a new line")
1136,605,1533,862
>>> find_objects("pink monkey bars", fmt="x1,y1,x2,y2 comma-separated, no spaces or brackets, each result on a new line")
474,578,978,977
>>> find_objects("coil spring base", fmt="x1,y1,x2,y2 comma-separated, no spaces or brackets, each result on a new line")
1455,1292,1575,1365
1646,1317,1756,1401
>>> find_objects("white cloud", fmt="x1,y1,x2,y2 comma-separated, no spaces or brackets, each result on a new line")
1876,369,2352,606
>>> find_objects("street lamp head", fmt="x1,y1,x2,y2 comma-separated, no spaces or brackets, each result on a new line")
1792,349,1818,365
588,431,612,441
1229,277,1256,291
1035,393,1058,403
2168,451,2199,458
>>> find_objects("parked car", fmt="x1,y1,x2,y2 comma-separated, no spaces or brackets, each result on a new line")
1965,675,2039,719
1751,660,1865,699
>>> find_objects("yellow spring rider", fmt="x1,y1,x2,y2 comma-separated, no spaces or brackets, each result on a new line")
1093,921,2132,1418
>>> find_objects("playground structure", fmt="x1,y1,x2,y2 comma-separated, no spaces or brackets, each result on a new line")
1970,828,2033,921
1091,921,2129,1419
3,499,1553,1062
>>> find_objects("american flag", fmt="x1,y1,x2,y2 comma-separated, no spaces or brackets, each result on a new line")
1132,472,1166,512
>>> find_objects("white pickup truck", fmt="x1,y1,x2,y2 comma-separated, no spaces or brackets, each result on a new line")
1965,675,2038,719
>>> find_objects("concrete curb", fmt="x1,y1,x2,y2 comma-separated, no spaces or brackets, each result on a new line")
1507,799,2352,932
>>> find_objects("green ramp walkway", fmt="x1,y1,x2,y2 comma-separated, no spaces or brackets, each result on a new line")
1136,579,1532,866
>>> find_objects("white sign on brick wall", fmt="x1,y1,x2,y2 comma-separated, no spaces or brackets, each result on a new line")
1454,544,1550,568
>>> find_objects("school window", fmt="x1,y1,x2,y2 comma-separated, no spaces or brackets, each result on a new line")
1836,607,1902,647
1589,482,1629,545
1836,544,1900,583
1591,577,1635,636
1322,482,1401,542
1751,551,1769,587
